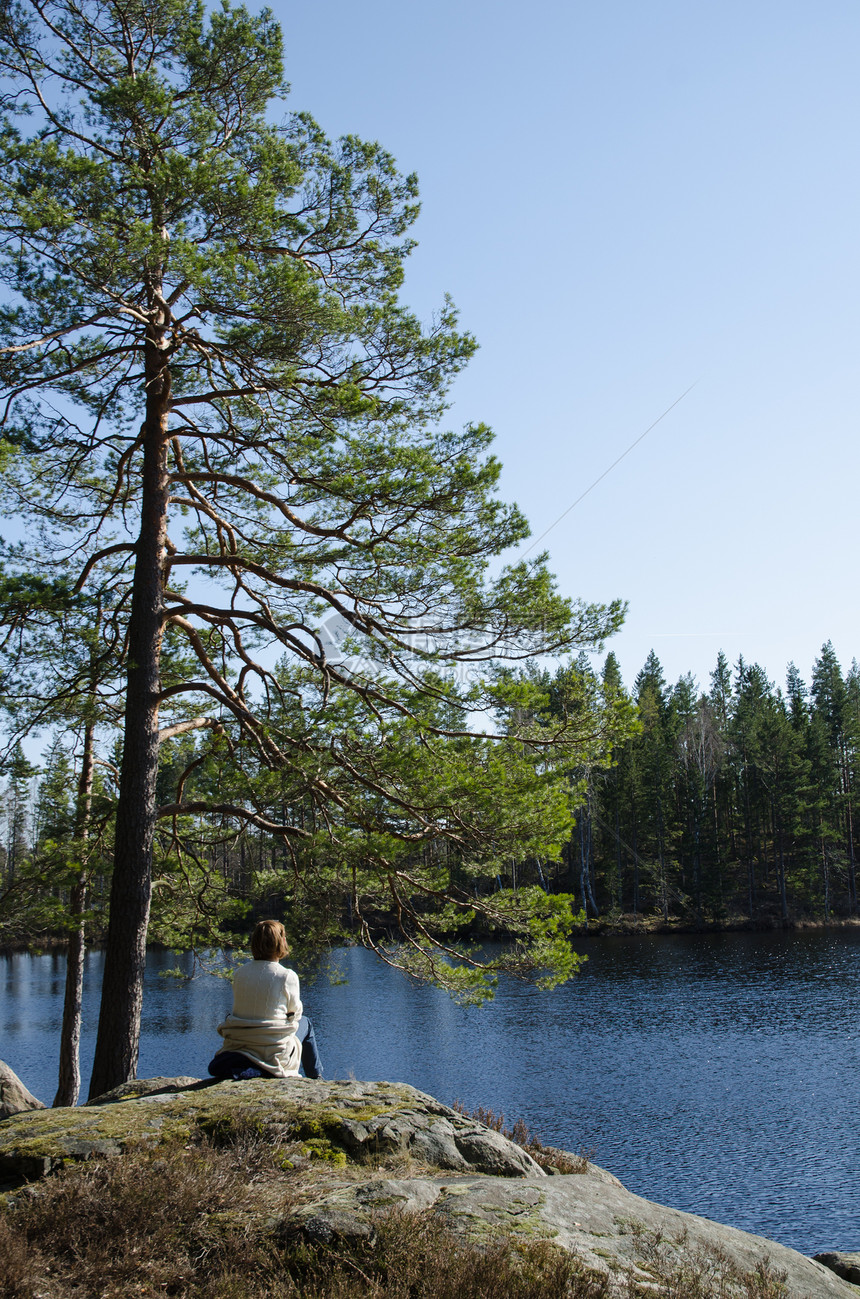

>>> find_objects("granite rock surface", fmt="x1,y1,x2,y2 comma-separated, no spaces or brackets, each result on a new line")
294,1170,858,1297
0,1060,46,1121
816,1254,860,1285
0,1076,543,1182
0,1074,856,1297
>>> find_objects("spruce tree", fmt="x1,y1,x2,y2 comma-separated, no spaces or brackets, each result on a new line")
675,688,724,924
811,642,856,909
632,652,675,919
3,742,34,880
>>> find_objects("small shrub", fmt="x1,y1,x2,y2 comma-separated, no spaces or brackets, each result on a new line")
283,1207,610,1298
452,1101,592,1173
3,1140,289,1297
0,1215,33,1299
621,1223,789,1299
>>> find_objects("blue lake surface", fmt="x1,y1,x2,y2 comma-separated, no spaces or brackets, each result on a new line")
3,929,860,1256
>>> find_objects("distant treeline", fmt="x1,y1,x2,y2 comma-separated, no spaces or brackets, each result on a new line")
4,641,859,947
527,643,860,927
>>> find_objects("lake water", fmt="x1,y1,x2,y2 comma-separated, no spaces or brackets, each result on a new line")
3,929,860,1257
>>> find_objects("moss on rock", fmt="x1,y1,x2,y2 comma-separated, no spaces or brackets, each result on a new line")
2,1077,857,1297
0,1078,542,1186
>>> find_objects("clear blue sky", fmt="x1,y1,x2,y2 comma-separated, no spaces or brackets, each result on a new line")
276,0,860,697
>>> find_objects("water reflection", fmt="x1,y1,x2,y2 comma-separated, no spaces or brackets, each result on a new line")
3,930,860,1255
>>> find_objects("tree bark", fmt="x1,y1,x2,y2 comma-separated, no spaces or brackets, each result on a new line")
54,878,88,1106
53,721,95,1108
88,322,170,1100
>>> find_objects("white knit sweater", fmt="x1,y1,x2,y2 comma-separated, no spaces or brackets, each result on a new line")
216,959,303,1077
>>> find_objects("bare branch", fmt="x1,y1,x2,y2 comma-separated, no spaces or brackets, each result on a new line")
158,716,222,743
156,801,311,839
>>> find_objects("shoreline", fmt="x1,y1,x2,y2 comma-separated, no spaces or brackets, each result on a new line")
1,1075,855,1297
5,913,860,958
575,913,860,937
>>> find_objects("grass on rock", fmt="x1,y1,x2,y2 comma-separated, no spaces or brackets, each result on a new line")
0,1129,605,1298
0,1114,791,1298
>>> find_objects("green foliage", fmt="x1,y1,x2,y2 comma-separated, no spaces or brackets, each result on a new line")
552,644,860,927
0,734,114,944
0,0,628,1006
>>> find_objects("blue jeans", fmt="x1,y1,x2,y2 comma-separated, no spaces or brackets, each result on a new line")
207,1015,323,1080
296,1014,323,1079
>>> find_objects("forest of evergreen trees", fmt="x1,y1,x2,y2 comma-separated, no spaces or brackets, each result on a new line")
2,640,859,944
543,642,860,927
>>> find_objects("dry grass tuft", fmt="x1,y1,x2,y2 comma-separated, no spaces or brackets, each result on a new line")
0,1130,294,1299
451,1100,592,1173
280,1208,610,1298
0,1214,33,1299
0,1144,607,1299
621,1223,789,1298
0,1125,794,1299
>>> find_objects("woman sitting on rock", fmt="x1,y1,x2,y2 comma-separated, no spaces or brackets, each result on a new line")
207,919,323,1081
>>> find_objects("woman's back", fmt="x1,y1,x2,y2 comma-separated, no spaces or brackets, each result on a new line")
231,960,301,1024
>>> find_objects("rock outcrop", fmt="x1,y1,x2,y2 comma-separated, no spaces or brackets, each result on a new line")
0,1060,46,1121
294,1171,858,1296
0,1075,857,1297
0,1077,543,1183
815,1254,860,1285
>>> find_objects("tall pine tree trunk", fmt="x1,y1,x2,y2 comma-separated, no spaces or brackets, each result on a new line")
844,776,856,913
585,797,598,916
53,720,95,1107
615,802,622,912
89,319,170,1100
54,877,87,1106
770,795,789,924
712,782,726,917
742,762,755,921
656,794,669,922
578,805,598,918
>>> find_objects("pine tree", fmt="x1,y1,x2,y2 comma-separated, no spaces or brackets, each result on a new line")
786,662,809,728
0,0,623,1093
709,651,733,729
754,691,808,922
594,652,636,915
728,659,769,919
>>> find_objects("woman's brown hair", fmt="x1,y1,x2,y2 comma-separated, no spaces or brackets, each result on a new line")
250,919,289,961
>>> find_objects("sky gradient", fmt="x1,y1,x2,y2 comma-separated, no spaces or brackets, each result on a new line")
277,0,860,696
